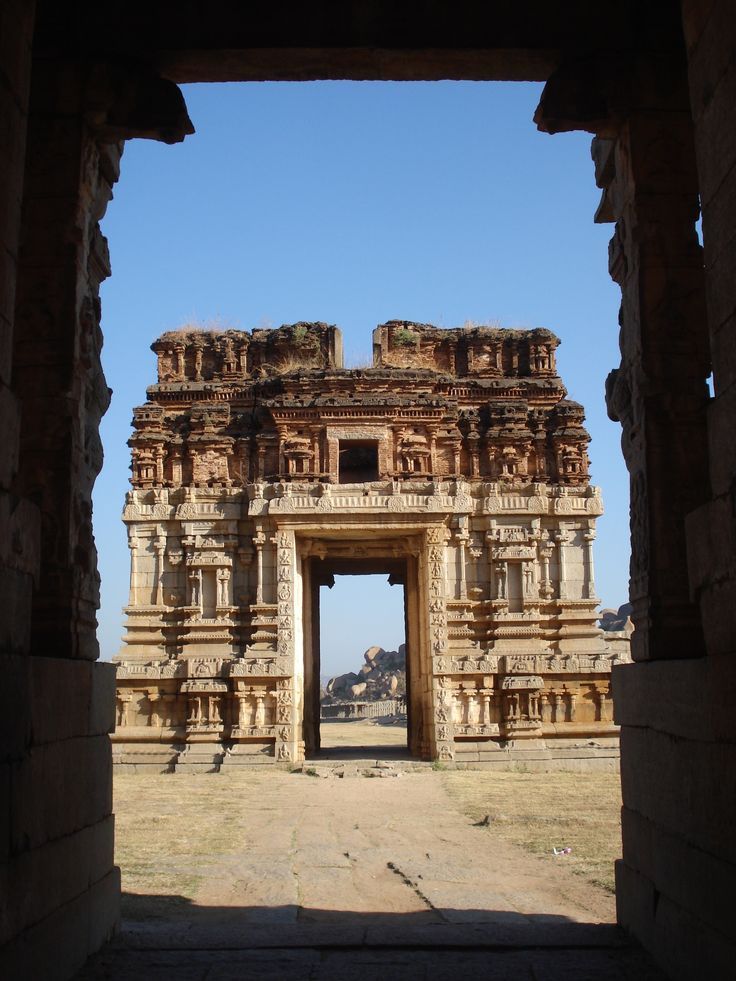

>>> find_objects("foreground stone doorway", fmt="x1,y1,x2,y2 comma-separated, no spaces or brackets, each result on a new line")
7,6,735,978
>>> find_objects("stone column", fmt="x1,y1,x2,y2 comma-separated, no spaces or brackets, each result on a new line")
537,54,710,664
428,526,453,761
552,693,563,723
237,692,249,729
554,531,567,600
539,693,551,723
275,529,297,762
128,538,139,606
495,561,508,600
116,692,132,728
539,543,554,599
154,446,165,485
188,568,202,612
455,528,468,601
596,116,709,661
480,689,493,727
254,692,266,727
429,431,438,476
154,537,166,606
253,530,266,604
147,692,161,727
583,529,596,600
596,688,612,723
485,528,496,599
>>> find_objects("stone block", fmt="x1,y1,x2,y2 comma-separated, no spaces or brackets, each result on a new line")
10,735,112,852
710,311,736,400
685,494,736,590
0,654,30,762
89,661,117,735
0,383,20,489
696,575,736,657
685,0,736,123
705,215,736,338
0,815,114,946
612,659,708,739
0,763,9,864
25,657,115,745
0,0,33,103
619,725,736,866
29,657,93,746
694,56,736,208
616,856,736,981
0,865,119,981
0,564,31,655
0,491,41,580
0,263,15,389
621,805,736,943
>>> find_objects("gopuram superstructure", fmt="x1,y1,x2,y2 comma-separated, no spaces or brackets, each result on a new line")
113,321,629,770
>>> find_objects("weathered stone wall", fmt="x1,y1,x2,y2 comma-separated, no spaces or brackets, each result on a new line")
610,2,736,978
113,323,624,771
535,2,736,974
1,18,193,979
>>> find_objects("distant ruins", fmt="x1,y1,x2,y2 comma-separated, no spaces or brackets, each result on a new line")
113,321,629,769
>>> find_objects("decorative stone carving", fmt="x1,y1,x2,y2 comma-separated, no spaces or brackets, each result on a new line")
114,322,626,767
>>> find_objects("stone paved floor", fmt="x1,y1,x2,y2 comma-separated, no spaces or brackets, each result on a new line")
77,766,666,980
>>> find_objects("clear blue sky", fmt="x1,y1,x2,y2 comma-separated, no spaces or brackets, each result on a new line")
95,80,628,675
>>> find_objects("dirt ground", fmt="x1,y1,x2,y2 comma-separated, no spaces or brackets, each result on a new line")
79,755,664,980
318,719,621,892
319,716,409,748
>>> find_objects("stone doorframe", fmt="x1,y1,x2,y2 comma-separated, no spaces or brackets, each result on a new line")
274,523,445,763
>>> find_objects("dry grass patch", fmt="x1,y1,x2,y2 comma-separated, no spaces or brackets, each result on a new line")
114,773,272,919
441,770,622,892
319,718,408,748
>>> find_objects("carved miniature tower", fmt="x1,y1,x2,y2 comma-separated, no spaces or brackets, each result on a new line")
113,321,626,770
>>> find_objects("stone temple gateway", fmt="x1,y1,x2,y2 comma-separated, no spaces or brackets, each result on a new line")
113,321,628,770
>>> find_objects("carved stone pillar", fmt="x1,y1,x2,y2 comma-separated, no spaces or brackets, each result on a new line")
253,530,266,605
127,538,139,606
428,526,453,760
495,560,508,600
597,114,709,661
254,692,266,727
147,692,161,727
539,692,551,723
551,693,563,723
455,524,468,601
237,692,249,729
539,543,554,599
583,528,596,600
536,54,710,663
554,531,567,600
154,446,165,486
154,537,166,606
188,568,202,613
116,692,132,728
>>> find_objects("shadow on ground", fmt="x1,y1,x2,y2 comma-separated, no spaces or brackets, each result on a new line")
74,893,667,980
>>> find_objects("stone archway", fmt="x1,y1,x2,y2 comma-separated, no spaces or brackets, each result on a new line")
3,5,735,979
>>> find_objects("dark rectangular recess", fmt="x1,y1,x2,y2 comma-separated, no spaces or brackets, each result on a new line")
339,440,379,483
